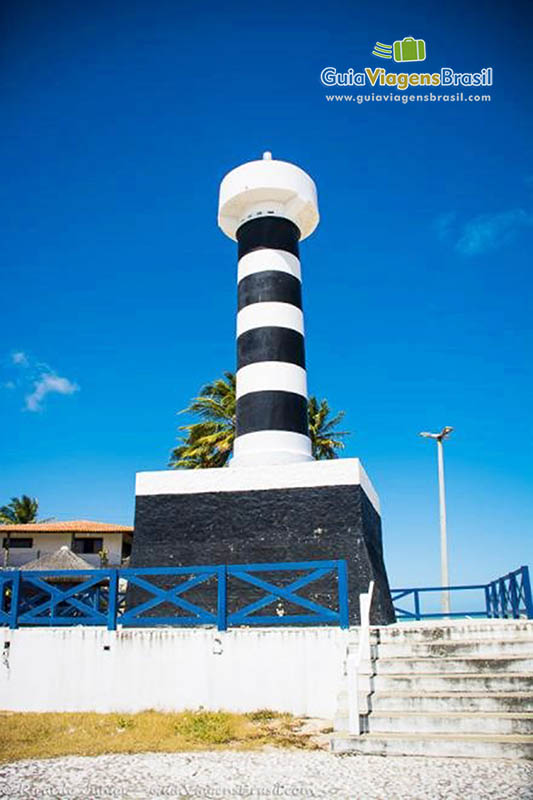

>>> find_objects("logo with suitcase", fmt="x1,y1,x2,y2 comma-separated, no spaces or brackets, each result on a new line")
372,37,427,63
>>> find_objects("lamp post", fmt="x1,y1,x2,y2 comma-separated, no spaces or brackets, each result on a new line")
419,426,453,615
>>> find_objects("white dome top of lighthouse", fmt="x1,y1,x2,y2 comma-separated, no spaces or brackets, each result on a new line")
218,153,319,241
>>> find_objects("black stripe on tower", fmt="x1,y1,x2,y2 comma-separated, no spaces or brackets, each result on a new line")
238,271,302,310
237,327,305,368
236,391,309,436
237,217,300,260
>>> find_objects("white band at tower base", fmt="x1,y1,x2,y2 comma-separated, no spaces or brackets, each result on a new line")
231,430,313,467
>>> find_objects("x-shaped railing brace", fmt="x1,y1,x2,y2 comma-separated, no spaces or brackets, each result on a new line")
120,572,218,624
17,574,108,624
227,566,338,624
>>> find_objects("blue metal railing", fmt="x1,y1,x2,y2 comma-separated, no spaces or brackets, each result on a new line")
0,559,349,631
2,561,529,629
392,566,533,621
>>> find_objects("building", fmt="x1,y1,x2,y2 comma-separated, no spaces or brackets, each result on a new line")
1,520,133,567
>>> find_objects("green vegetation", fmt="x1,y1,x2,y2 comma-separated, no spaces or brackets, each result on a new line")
0,494,53,567
0,710,319,763
0,495,40,525
245,709,287,722
306,396,349,460
178,710,237,744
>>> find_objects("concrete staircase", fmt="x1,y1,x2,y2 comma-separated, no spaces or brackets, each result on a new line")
332,619,533,759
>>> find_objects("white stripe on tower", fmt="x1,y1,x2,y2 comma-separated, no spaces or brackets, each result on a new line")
218,152,320,467
237,249,302,282
237,302,304,337
236,362,308,399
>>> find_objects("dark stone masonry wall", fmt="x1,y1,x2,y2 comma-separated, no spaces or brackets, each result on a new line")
130,483,395,625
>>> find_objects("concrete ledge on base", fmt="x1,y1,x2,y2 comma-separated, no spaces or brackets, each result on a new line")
136,458,380,514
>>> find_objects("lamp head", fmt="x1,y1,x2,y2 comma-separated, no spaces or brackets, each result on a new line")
419,426,454,441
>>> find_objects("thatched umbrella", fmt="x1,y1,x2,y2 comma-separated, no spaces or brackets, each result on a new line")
21,546,126,606
21,545,94,579
20,546,95,609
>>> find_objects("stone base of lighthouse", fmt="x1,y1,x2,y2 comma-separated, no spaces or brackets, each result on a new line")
130,459,395,625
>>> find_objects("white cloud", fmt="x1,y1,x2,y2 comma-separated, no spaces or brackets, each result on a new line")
12,351,29,366
5,351,80,411
456,209,533,255
434,208,533,256
25,373,79,412
433,211,456,242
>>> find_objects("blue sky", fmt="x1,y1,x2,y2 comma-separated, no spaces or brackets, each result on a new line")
1,0,532,593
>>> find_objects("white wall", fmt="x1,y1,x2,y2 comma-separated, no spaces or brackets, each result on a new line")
5,533,124,567
6,534,71,567
0,626,351,718
95,534,123,565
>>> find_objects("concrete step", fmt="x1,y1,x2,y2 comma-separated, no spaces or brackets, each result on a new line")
378,620,533,644
374,672,533,692
331,731,533,759
369,711,533,735
335,621,533,758
371,691,533,713
376,656,533,675
377,638,533,659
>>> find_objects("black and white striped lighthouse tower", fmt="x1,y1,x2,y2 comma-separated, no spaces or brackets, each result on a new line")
218,152,319,468
131,151,395,624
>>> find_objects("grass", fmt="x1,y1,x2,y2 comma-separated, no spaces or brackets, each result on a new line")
0,709,319,763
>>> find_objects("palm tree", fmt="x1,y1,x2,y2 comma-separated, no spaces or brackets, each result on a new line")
0,495,51,567
0,495,39,524
170,372,349,469
170,372,236,469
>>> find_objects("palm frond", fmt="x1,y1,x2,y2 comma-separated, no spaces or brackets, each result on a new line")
0,494,40,524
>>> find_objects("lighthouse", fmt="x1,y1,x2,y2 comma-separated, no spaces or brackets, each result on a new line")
218,151,318,468
130,152,395,625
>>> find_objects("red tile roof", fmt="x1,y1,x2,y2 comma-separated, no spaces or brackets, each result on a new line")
0,520,133,533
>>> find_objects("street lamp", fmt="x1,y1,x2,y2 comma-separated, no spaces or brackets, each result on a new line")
419,426,454,616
